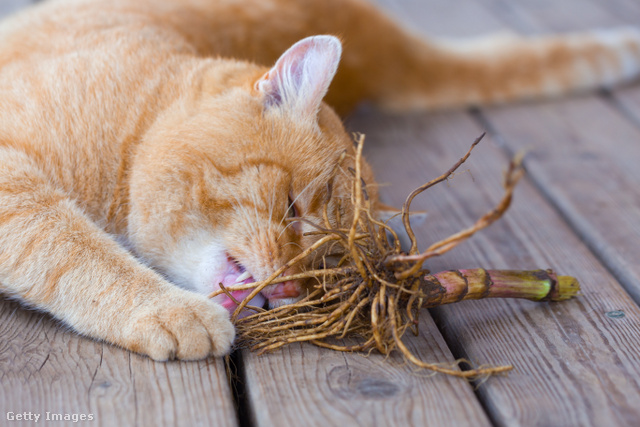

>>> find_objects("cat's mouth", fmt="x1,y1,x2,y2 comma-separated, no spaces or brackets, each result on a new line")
210,255,301,317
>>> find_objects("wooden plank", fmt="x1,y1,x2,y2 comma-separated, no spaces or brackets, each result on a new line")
481,97,640,303
239,1,640,426
0,297,238,426
351,109,640,426
371,0,506,38
233,4,496,425
600,0,640,130
0,2,237,426
480,0,624,33
463,0,640,303
367,1,640,424
598,0,640,131
240,314,491,427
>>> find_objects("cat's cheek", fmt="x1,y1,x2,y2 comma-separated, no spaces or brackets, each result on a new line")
160,237,229,295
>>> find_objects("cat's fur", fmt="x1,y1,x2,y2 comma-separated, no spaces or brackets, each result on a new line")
0,0,638,360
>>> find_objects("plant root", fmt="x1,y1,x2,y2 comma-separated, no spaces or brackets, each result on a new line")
211,134,580,380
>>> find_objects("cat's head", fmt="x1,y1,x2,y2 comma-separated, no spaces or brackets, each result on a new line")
128,36,378,313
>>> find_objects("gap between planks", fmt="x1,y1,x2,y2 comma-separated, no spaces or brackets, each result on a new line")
237,1,640,427
474,0,640,304
0,296,240,426
354,107,640,427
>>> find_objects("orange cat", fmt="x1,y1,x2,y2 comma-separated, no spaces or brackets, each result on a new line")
0,0,638,361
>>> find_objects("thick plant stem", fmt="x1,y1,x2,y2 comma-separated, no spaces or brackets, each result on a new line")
233,134,581,379
422,269,580,308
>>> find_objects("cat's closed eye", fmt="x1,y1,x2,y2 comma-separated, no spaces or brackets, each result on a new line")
2,0,638,363
287,194,298,219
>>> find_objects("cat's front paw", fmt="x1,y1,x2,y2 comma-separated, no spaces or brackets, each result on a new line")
124,290,235,361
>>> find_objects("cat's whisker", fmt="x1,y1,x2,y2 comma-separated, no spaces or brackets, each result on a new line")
276,220,297,241
281,241,303,251
276,173,326,230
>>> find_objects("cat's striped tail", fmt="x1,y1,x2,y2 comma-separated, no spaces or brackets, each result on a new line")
367,28,640,111
135,0,640,112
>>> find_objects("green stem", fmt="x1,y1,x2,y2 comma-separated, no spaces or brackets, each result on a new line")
421,269,580,308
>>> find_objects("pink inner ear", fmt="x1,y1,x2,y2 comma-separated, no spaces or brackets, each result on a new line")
257,35,342,115
256,73,281,106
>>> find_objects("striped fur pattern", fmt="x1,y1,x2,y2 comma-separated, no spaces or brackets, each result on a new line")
0,0,638,360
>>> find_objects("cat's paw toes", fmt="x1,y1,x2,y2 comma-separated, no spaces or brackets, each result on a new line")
127,292,235,360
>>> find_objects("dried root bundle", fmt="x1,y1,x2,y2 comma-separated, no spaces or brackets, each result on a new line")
210,134,580,379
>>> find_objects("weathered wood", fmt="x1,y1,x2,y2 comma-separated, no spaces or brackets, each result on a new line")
468,0,640,304
0,1,234,425
240,314,491,427
481,97,640,303
0,297,238,427
372,0,505,38
363,1,640,425
480,0,623,33
3,1,640,427
351,109,640,427
603,0,640,131
239,1,640,426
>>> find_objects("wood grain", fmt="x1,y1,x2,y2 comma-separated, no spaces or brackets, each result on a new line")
466,0,640,303
242,1,640,426
0,3,235,427
3,1,640,427
602,0,640,132
368,1,640,424
481,97,640,303
240,314,491,427
0,297,238,427
372,0,506,38
350,109,640,427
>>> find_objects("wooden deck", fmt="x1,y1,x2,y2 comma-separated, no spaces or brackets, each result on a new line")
3,0,640,425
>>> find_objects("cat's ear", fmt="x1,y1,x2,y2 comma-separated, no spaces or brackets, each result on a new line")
256,35,342,117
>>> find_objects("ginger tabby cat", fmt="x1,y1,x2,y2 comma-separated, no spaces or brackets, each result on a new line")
0,0,638,360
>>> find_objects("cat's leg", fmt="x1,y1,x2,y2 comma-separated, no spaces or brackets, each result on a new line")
0,148,234,360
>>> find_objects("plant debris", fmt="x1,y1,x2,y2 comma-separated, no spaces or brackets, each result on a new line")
209,133,580,379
